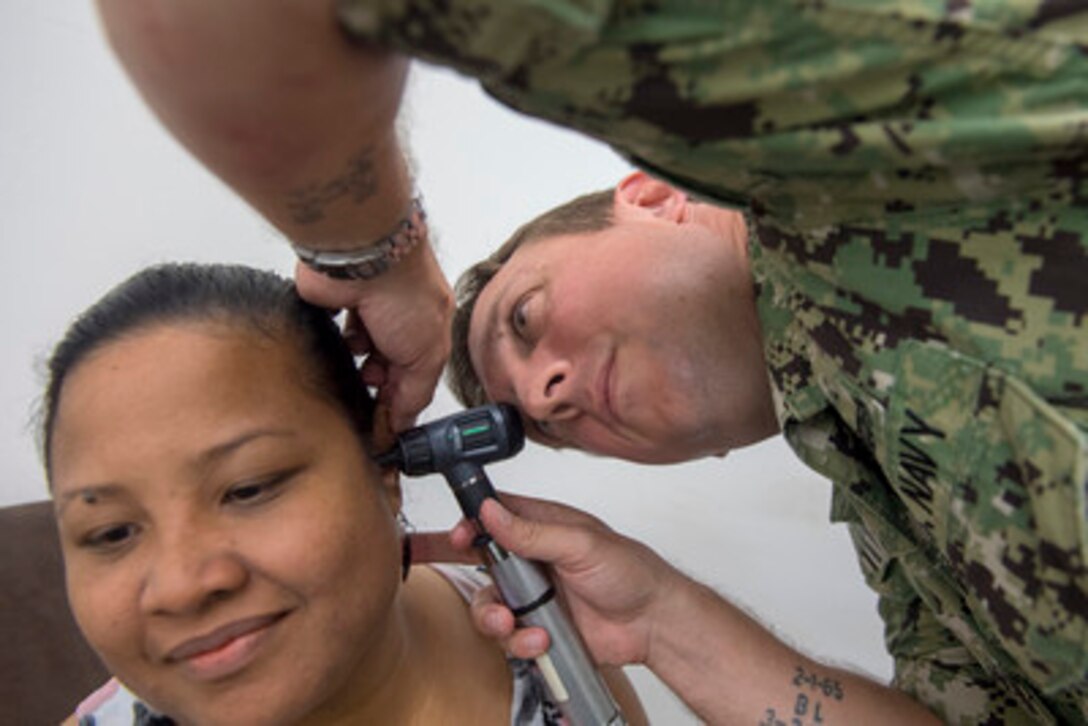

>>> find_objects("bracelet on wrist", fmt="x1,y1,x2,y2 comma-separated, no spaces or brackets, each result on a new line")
291,195,427,281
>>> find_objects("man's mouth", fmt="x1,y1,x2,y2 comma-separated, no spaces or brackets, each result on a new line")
596,350,617,423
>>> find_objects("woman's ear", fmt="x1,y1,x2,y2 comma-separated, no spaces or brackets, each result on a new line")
372,403,397,454
371,404,403,512
614,170,689,223
381,465,403,514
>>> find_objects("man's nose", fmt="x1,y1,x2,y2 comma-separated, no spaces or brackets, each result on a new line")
518,357,580,423
140,529,248,616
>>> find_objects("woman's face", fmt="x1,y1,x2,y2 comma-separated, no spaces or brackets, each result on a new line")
50,322,402,725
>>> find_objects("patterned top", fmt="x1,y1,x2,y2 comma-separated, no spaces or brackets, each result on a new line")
74,565,563,725
337,1,1088,723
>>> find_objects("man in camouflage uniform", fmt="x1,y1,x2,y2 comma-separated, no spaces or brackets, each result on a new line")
93,0,1085,722
336,0,1087,722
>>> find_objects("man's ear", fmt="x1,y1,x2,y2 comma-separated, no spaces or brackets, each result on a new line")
614,170,689,223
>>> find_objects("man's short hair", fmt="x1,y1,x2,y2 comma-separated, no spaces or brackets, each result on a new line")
447,189,614,407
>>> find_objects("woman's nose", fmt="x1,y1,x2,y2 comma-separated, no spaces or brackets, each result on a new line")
140,530,248,616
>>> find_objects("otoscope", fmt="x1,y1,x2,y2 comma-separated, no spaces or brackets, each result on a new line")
378,403,625,726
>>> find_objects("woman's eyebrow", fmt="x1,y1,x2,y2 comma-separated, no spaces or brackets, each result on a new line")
56,483,125,515
197,428,297,467
55,429,300,514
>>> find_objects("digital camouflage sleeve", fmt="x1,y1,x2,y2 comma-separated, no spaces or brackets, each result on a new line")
339,1,1088,722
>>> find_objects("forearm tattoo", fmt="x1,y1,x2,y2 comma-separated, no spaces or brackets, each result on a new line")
286,146,377,224
758,665,844,726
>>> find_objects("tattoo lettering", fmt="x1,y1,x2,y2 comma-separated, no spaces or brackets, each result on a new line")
794,693,824,723
286,147,378,224
758,707,785,726
758,701,824,726
759,667,843,725
792,666,844,701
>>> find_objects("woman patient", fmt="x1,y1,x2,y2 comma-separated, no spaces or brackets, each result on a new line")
43,262,644,725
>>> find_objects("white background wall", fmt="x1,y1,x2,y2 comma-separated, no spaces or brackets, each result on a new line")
1,4,893,722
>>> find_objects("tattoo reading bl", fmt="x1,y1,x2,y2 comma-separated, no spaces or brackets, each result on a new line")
287,147,377,225
758,666,844,726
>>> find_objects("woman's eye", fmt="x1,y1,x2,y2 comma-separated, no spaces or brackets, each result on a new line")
81,523,138,552
223,471,294,507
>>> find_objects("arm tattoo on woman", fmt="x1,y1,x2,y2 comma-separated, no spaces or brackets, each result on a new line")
286,146,378,224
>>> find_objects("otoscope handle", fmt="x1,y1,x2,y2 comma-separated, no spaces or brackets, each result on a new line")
486,546,626,726
445,462,624,725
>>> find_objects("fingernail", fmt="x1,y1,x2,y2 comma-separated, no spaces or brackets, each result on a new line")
527,631,548,652
486,611,505,632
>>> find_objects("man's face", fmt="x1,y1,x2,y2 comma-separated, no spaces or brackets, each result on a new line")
469,217,752,463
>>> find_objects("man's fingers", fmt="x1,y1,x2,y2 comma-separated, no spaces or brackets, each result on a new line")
469,584,550,659
342,310,373,355
385,362,441,431
359,354,388,388
508,628,551,660
490,492,606,534
478,498,592,567
471,585,515,637
448,517,479,551
294,261,448,431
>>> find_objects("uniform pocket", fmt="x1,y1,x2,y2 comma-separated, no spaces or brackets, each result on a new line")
886,340,1088,693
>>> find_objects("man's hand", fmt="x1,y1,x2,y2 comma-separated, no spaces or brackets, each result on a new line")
295,241,453,431
443,494,682,668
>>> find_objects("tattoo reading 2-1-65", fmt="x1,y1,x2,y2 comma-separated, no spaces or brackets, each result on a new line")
286,147,378,225
758,666,845,726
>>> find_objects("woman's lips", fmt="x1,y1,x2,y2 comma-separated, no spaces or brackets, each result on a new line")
166,612,287,681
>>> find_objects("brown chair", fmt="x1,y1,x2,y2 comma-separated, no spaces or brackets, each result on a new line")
0,501,108,725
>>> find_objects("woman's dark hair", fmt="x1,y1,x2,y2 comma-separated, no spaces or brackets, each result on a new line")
41,262,373,478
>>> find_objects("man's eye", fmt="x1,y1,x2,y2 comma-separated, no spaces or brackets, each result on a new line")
511,296,531,338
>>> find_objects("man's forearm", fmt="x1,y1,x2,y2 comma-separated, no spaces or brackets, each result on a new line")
647,576,939,725
95,0,411,250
